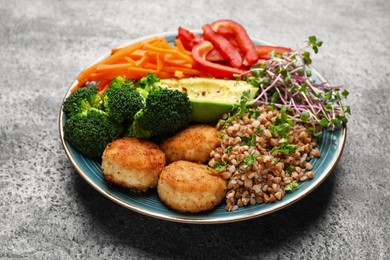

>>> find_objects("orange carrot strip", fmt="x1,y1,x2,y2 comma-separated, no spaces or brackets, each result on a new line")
157,40,179,50
90,71,127,81
76,65,98,84
98,84,110,97
157,71,175,79
111,36,160,54
97,80,111,96
174,70,184,78
151,37,170,46
136,52,158,67
124,56,136,65
160,41,192,56
90,67,158,81
143,63,157,70
77,37,161,83
102,42,145,65
134,54,149,67
96,79,111,91
156,54,164,72
96,63,132,71
70,80,87,93
174,38,191,55
129,49,147,60
163,59,192,68
143,43,193,63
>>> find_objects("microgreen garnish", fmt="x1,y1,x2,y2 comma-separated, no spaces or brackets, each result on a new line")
284,182,299,192
226,146,233,153
256,127,265,135
269,105,294,138
244,154,259,167
285,166,294,173
308,35,323,54
214,161,227,172
242,36,349,134
221,91,251,124
242,134,257,147
270,140,297,155
238,91,251,117
216,131,226,139
269,123,291,138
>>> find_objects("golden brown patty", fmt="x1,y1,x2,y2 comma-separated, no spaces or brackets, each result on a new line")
160,124,220,164
102,137,166,192
157,160,227,213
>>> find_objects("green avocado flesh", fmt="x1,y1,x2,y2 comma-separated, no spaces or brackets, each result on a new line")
158,78,258,123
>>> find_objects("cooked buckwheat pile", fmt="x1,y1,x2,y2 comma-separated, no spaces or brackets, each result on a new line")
208,105,321,211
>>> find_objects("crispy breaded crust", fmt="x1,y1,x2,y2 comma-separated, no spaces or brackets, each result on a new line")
160,124,220,164
157,160,227,213
102,137,166,192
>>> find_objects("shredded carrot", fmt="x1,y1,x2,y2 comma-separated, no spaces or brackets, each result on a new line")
129,49,147,60
71,80,87,93
111,37,160,54
73,36,203,93
97,80,111,96
174,38,185,50
143,43,194,63
124,56,136,65
157,71,175,79
156,54,164,72
96,63,132,72
174,38,191,55
174,70,184,78
96,79,111,90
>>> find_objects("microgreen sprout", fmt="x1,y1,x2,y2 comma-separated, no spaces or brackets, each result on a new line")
284,182,299,192
214,161,227,172
242,36,349,134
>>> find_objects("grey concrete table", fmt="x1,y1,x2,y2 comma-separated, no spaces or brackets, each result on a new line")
1,0,389,259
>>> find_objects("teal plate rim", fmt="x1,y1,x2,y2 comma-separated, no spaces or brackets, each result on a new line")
59,31,347,224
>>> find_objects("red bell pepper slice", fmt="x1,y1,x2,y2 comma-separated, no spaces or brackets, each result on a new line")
192,41,246,79
211,19,258,66
255,46,292,59
176,27,203,51
206,48,225,62
202,24,242,68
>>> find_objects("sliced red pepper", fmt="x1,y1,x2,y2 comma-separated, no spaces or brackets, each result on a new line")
192,41,246,79
202,24,242,68
255,46,292,59
211,26,241,49
213,26,234,36
176,26,203,51
206,48,225,62
211,19,258,66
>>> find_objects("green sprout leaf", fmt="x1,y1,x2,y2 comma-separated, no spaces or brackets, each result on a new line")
301,111,310,123
285,182,299,192
244,154,259,167
214,161,227,172
270,140,297,155
303,51,312,65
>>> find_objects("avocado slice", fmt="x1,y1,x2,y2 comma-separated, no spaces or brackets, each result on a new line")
158,78,258,123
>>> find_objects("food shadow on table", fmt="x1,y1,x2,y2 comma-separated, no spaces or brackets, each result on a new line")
71,162,339,258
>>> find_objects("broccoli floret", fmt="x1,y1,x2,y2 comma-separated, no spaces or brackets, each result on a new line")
126,110,153,139
139,73,160,88
63,86,101,117
126,85,192,138
109,76,139,89
63,108,123,157
102,79,144,123
140,87,192,135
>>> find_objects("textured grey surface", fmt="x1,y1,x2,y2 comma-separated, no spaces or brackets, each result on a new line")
0,0,389,259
